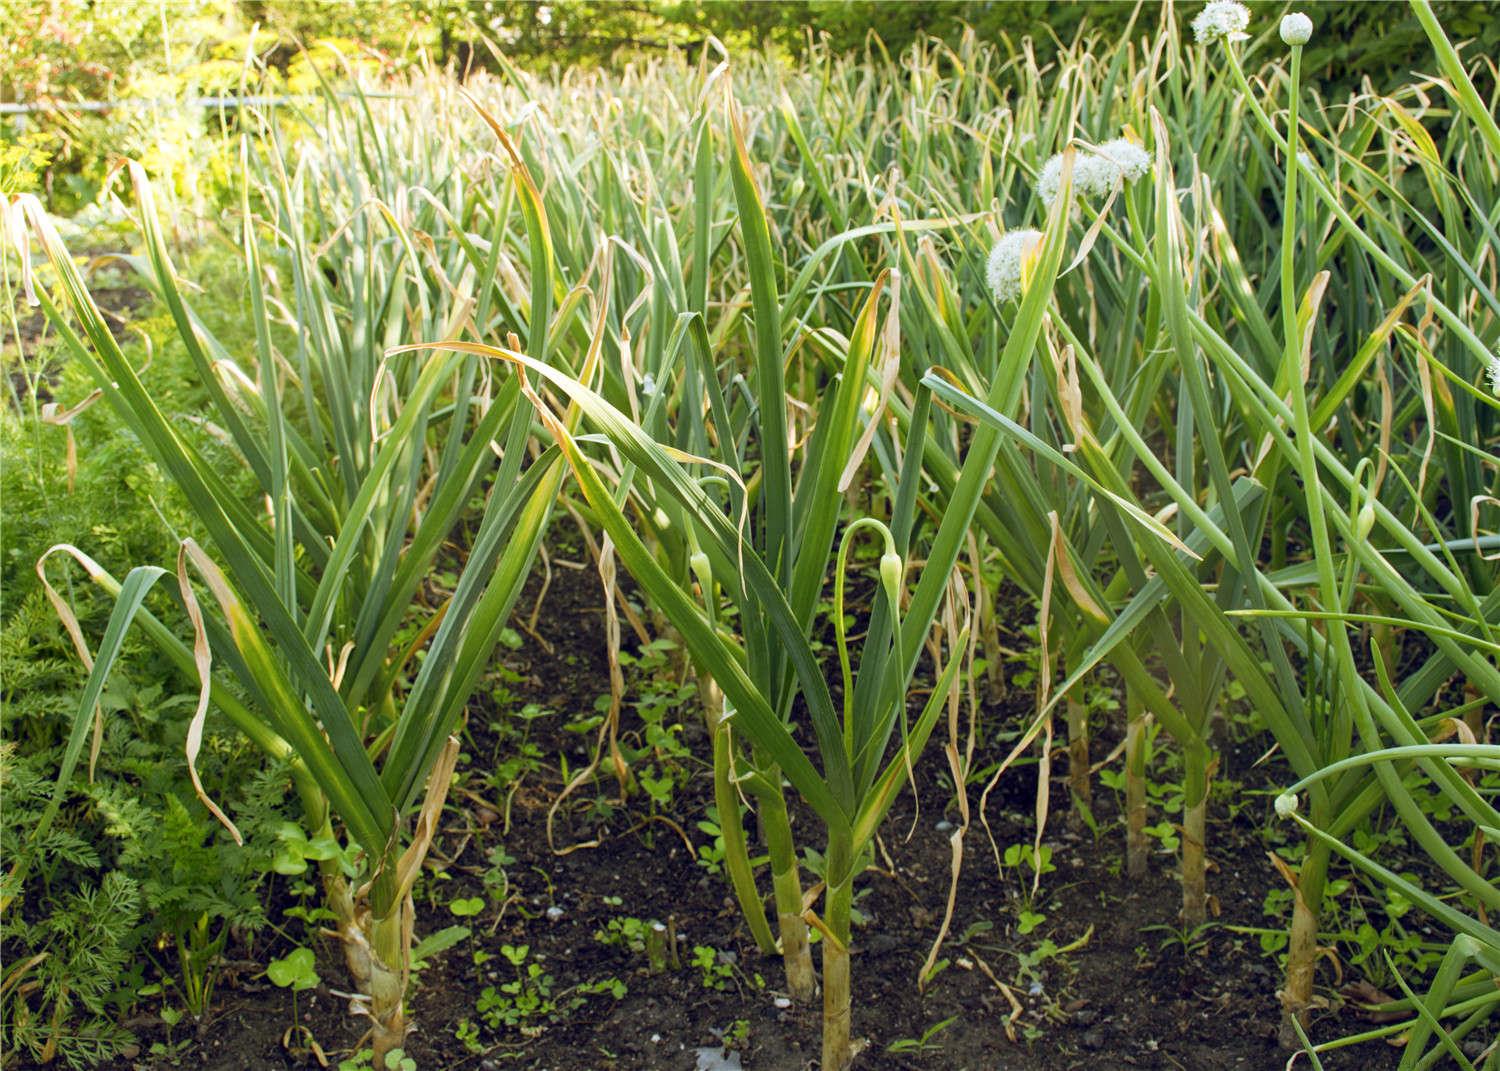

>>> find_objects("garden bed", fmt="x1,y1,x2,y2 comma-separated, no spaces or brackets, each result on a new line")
7,4,1496,1068
87,561,1402,1071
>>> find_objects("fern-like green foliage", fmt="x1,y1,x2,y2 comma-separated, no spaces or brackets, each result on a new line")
1,851,142,1070
130,794,269,936
2,288,293,1063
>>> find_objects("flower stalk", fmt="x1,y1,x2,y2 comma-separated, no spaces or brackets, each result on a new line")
1124,686,1149,878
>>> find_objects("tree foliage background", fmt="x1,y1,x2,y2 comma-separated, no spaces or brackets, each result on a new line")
8,0,1500,103
4,0,1497,206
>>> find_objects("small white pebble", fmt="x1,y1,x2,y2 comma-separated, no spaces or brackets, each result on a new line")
773,996,792,1009
545,905,564,922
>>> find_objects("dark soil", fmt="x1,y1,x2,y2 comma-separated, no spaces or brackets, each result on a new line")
6,251,151,405
78,556,1411,1071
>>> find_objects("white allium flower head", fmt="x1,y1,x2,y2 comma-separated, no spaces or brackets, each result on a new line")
1036,138,1153,206
1036,154,1065,206
1280,12,1313,45
1072,154,1121,199
1274,793,1299,818
1192,0,1250,43
1097,138,1153,183
987,229,1044,304
1487,352,1500,397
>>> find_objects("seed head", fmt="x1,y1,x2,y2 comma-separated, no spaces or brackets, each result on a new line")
1191,0,1250,43
987,229,1044,304
1280,12,1313,45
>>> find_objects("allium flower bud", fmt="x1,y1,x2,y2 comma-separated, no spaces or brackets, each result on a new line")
1191,0,1250,43
1280,12,1313,45
879,550,904,605
987,229,1044,304
1487,353,1500,397
1274,793,1299,818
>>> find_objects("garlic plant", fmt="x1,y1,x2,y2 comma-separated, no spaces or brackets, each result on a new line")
16,82,577,1060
